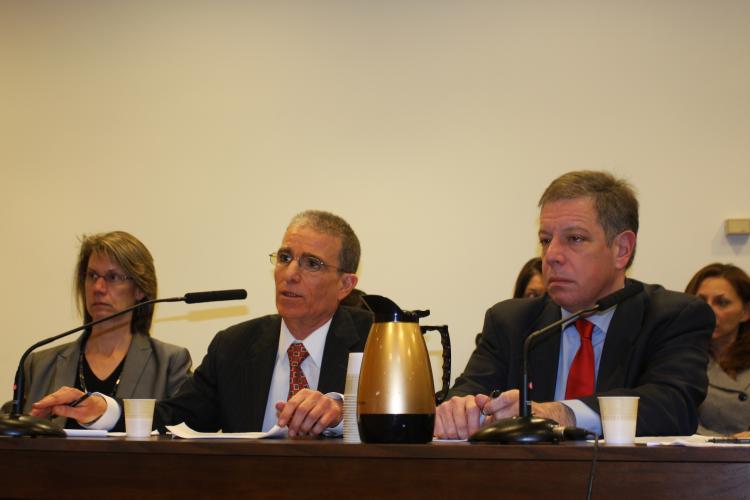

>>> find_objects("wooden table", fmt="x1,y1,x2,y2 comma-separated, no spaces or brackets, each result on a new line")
1,436,748,499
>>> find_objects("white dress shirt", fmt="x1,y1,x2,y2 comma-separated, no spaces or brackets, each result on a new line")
262,318,344,434
555,305,617,436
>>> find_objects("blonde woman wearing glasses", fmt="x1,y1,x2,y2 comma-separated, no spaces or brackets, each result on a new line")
22,231,191,429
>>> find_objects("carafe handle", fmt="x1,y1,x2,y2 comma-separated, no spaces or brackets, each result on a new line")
420,325,451,405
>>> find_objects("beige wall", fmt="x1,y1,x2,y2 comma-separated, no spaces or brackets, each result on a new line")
2,1,749,401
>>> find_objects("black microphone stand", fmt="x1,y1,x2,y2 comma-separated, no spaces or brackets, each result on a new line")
0,289,246,437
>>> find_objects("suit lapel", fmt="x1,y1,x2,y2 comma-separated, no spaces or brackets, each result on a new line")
51,340,82,428
52,340,81,393
116,334,152,398
319,309,360,394
242,318,281,430
527,301,563,402
597,284,646,391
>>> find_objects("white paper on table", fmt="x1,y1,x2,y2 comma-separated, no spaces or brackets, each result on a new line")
106,430,159,437
64,429,108,437
166,422,288,439
636,434,750,447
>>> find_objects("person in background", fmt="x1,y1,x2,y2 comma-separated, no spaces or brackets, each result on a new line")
23,231,192,428
685,263,750,435
436,170,714,439
32,211,371,438
513,257,545,299
475,258,547,346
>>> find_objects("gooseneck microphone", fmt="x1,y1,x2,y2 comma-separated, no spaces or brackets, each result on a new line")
470,281,644,443
183,289,247,304
0,289,247,438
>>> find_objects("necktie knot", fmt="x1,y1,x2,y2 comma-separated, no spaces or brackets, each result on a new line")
287,343,310,399
576,318,594,341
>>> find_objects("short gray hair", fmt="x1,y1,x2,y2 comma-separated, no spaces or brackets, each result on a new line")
287,210,361,273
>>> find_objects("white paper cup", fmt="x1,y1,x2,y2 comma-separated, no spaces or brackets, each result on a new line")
598,396,639,444
124,399,156,438
343,353,363,443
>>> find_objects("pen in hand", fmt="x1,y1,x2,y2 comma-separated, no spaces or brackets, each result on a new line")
68,392,92,408
482,389,502,417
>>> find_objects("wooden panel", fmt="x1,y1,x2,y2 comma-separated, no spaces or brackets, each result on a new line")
1,437,749,499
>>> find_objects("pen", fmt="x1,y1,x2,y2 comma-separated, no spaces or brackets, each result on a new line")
482,389,502,416
708,437,750,444
69,392,92,408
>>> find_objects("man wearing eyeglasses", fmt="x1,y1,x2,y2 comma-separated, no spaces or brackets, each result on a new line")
32,210,371,437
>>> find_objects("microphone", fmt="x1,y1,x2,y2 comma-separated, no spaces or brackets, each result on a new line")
184,289,247,304
469,281,644,443
0,289,247,438
551,425,596,441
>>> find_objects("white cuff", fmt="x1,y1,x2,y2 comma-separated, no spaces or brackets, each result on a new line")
80,393,121,431
322,392,344,437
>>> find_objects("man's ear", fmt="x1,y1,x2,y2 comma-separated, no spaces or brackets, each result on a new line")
612,231,636,270
337,273,358,301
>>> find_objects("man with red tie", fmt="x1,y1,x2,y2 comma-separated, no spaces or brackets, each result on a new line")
32,210,372,437
435,171,714,439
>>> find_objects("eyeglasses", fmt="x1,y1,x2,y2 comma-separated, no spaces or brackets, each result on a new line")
269,251,344,274
85,270,133,285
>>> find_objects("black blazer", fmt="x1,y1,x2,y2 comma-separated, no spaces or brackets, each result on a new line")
448,279,714,436
147,306,372,433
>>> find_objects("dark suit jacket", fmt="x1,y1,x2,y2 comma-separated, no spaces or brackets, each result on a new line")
146,306,373,433
448,280,714,436
23,333,192,428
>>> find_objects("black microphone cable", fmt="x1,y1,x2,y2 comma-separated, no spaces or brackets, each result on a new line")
587,431,599,500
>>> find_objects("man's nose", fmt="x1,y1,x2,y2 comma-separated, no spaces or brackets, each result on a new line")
543,238,564,265
282,260,303,281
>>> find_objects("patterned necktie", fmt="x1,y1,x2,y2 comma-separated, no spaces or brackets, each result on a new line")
287,343,310,400
565,319,595,399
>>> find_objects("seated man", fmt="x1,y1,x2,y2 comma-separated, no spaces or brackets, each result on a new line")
435,170,714,439
32,210,372,437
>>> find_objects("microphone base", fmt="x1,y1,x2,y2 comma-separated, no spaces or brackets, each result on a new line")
0,413,66,437
469,415,560,444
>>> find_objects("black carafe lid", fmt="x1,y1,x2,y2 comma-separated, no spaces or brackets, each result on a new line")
361,295,430,323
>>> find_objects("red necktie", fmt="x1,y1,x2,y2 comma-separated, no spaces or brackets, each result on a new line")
287,343,310,400
565,319,595,399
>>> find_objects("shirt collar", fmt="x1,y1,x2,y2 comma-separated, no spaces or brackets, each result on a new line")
560,305,617,334
279,318,333,367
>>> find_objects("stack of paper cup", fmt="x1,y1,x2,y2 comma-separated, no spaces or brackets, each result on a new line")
343,352,363,443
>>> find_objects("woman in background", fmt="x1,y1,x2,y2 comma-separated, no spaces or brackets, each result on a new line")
512,257,544,299
23,231,192,428
477,257,546,346
685,263,750,435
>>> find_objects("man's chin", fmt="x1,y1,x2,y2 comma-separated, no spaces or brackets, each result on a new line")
547,288,579,310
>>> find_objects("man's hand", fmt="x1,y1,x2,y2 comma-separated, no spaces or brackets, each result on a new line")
434,394,489,439
482,389,576,427
480,389,521,421
531,401,576,427
275,389,342,437
435,390,578,440
30,386,107,425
